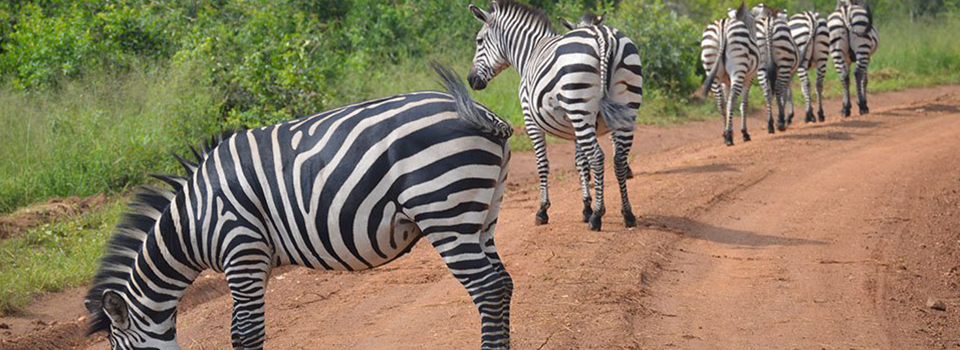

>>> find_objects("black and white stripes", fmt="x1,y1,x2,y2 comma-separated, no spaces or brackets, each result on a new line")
702,3,760,146
829,0,880,117
752,4,800,133
467,1,642,231
790,10,831,123
85,65,516,350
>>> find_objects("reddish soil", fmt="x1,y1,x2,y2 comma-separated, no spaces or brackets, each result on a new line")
2,85,959,350
0,195,108,240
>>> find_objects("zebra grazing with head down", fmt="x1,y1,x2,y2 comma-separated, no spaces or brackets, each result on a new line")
751,4,800,133
702,2,760,146
829,0,879,117
84,64,516,350
790,10,831,123
467,1,642,231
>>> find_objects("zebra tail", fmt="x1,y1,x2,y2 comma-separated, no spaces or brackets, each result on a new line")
431,62,513,140
702,28,726,98
798,16,816,69
599,96,635,132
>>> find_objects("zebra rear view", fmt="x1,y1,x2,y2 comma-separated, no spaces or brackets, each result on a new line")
467,1,643,231
702,2,760,146
829,0,879,117
84,64,516,350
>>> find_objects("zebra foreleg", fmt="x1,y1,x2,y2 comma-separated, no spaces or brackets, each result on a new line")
527,126,551,225
722,83,735,146
427,230,511,350
611,129,637,228
855,58,870,115
574,142,592,223
226,250,272,350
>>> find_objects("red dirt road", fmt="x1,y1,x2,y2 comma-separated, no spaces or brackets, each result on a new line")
3,86,959,350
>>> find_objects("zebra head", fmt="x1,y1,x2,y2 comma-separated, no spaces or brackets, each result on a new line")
467,2,509,90
95,289,180,349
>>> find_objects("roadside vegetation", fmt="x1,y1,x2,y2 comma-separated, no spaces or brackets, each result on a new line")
0,0,958,315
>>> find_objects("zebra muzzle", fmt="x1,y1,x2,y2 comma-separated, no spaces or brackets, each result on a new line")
467,70,487,90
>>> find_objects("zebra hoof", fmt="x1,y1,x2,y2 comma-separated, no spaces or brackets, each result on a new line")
787,114,795,125
777,122,787,132
588,214,603,231
723,132,734,146
623,212,638,228
535,210,549,226
818,110,826,122
581,203,592,223
859,106,870,115
625,167,635,179
805,110,815,123
742,132,751,142
767,123,775,134
841,106,851,117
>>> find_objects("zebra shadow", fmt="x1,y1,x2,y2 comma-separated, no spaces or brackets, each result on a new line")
642,215,827,247
650,163,739,176
779,131,855,141
834,120,881,129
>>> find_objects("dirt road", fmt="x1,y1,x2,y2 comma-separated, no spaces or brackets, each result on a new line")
3,86,959,350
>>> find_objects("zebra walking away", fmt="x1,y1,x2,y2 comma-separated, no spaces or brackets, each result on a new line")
467,1,643,231
702,2,760,146
752,4,800,133
829,0,879,117
84,64,516,350
790,10,831,123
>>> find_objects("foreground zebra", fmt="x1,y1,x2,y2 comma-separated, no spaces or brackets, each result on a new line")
468,1,642,231
751,5,800,133
85,65,515,350
790,10,831,123
829,0,879,116
702,2,760,146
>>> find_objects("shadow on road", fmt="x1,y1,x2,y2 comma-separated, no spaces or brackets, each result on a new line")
779,131,855,141
651,163,739,175
643,215,828,247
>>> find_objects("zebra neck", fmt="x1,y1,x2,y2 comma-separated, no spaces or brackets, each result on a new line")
127,211,203,320
503,25,556,75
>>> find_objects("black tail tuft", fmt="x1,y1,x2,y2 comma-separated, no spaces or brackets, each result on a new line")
599,97,635,132
431,61,513,140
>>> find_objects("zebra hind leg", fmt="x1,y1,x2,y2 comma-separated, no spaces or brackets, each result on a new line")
225,250,272,350
759,70,776,134
855,58,870,115
838,64,852,117
785,78,796,125
816,65,827,122
427,227,511,349
611,129,637,228
527,127,551,225
799,68,816,123
739,77,753,142
574,143,592,223
776,79,788,132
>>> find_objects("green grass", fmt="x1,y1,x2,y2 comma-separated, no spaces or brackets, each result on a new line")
0,62,220,214
0,199,123,315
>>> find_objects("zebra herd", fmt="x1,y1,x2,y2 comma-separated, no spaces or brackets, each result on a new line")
703,0,879,145
82,1,876,349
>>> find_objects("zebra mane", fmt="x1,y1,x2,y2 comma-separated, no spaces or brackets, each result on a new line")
494,0,555,32
84,131,235,335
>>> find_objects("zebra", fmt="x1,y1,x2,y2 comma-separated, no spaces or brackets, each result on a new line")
702,2,760,146
467,1,643,231
751,4,800,133
829,0,879,117
789,10,831,123
84,64,516,350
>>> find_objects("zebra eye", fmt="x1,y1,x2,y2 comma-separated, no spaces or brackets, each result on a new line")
477,38,484,46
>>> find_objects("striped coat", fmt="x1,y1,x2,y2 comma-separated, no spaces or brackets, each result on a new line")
790,11,831,123
702,3,760,146
752,5,800,133
468,1,642,231
829,0,880,116
84,65,516,350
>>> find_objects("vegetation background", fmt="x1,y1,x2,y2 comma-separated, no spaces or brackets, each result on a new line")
0,0,959,314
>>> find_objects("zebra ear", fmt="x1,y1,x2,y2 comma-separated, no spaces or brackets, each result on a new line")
595,13,605,25
559,17,575,30
101,290,130,329
469,4,489,23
